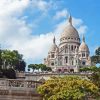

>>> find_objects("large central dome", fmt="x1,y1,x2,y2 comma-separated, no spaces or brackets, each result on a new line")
60,16,80,41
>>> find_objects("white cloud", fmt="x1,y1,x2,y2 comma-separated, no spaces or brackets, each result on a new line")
0,0,30,17
31,0,53,13
71,18,87,35
77,25,87,35
53,9,68,20
0,0,55,63
0,0,88,66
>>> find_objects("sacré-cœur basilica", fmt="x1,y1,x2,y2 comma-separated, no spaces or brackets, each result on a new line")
44,15,91,72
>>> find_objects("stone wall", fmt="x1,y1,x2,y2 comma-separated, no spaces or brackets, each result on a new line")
0,89,43,100
0,94,42,100
0,79,43,100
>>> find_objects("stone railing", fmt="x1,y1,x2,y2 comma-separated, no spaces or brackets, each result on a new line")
0,79,42,90
0,79,43,100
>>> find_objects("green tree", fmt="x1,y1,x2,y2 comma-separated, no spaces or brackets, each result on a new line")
80,67,90,72
95,47,100,56
37,76,99,100
39,64,52,71
28,64,52,72
46,67,52,71
80,66,100,96
35,64,40,71
40,64,47,71
88,67,100,89
1,50,26,71
79,66,98,72
89,72,100,89
91,47,100,64
28,64,36,72
15,60,26,72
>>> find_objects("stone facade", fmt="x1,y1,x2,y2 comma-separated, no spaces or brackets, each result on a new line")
44,15,91,72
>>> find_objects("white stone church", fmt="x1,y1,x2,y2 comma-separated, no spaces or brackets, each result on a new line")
44,15,91,72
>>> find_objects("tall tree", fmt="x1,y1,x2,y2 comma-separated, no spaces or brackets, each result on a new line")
15,60,26,71
95,47,100,56
28,64,36,72
91,47,100,64
88,67,100,89
35,64,40,71
28,64,52,72
1,50,26,71
39,64,47,71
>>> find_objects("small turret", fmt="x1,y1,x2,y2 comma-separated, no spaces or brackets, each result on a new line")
82,34,85,42
53,36,55,44
49,36,58,52
79,35,89,52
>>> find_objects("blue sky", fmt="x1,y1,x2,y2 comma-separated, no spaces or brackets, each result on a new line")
0,0,99,67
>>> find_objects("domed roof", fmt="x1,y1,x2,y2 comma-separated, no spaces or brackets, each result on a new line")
49,44,58,52
79,42,89,51
49,37,58,52
79,35,89,52
60,15,79,39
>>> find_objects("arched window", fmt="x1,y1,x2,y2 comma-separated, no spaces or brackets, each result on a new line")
82,61,85,65
72,60,73,65
51,62,54,66
65,57,68,63
68,37,70,39
82,53,85,57
75,46,76,49
51,54,54,58
71,45,73,51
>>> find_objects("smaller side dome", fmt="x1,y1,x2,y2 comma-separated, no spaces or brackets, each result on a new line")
79,35,89,52
49,36,58,52
79,42,89,51
49,44,58,52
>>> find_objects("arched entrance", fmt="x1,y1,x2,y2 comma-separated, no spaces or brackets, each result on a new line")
70,69,74,73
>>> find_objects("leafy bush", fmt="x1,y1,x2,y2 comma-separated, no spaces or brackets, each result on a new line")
37,76,99,100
